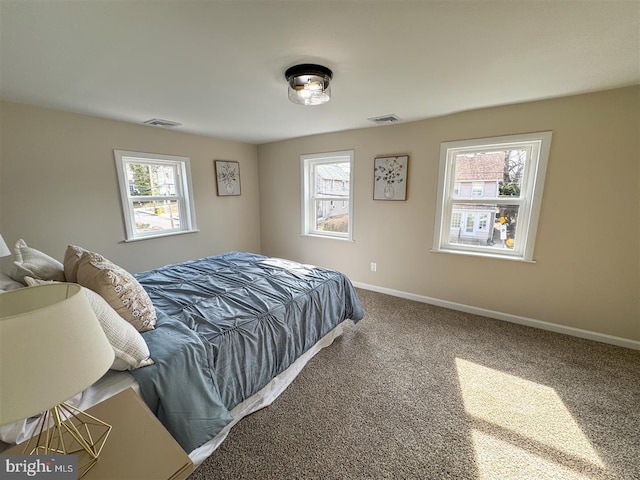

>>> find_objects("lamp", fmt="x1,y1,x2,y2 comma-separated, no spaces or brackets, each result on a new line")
0,234,10,257
0,283,115,477
285,63,333,106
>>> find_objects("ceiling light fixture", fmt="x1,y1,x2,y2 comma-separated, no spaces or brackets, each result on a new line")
285,64,333,106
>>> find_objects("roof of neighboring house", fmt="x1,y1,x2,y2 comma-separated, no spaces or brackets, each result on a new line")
455,153,505,181
316,164,350,181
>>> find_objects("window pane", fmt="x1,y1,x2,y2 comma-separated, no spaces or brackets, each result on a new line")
454,150,526,199
471,182,484,196
314,199,349,233
449,203,519,249
478,213,489,231
127,163,177,197
133,199,181,235
451,211,462,229
314,163,350,198
496,204,520,249
465,214,475,233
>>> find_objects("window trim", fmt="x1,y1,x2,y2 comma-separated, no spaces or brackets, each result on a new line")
432,132,552,262
114,150,198,241
301,150,354,241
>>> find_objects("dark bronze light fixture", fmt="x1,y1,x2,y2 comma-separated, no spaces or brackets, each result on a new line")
285,64,333,106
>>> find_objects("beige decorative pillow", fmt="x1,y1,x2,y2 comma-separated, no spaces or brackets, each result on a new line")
63,244,89,283
24,277,154,370
76,251,156,332
12,239,65,283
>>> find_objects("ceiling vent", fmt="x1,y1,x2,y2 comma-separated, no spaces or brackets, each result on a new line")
368,114,401,125
143,118,182,128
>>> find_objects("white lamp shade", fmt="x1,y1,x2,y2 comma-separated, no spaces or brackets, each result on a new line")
0,234,10,257
0,283,115,425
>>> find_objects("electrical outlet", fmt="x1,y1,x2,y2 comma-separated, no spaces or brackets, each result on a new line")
370,262,377,272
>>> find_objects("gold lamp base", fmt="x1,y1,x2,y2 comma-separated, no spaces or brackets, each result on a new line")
22,402,112,478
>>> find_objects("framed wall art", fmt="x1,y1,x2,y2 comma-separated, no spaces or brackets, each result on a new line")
373,154,409,200
214,160,241,196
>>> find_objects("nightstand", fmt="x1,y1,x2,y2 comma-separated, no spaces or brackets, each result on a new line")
4,388,194,480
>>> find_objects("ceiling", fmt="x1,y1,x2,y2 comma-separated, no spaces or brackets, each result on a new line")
1,1,638,145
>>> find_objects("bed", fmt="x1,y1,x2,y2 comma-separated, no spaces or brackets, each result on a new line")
0,248,364,466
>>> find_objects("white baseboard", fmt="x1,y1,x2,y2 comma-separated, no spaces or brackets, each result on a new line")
352,282,640,351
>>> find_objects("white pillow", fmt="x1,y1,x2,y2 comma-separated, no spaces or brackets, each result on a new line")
81,287,155,371
12,239,65,283
0,272,24,292
24,277,154,371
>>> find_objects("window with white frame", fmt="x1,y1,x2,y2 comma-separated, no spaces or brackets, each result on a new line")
433,132,552,261
114,150,197,241
301,150,354,240
471,182,484,196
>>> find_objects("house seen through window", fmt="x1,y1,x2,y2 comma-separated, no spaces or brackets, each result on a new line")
114,150,197,241
433,132,552,261
301,150,354,240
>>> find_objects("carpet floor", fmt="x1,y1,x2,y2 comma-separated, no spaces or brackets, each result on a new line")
188,289,640,480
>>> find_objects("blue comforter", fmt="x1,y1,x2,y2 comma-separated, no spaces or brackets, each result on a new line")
131,251,364,452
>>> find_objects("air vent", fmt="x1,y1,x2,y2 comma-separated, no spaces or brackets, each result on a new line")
143,118,182,128
368,114,401,125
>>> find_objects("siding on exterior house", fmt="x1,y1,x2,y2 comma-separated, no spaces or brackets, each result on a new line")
450,152,510,245
315,164,350,221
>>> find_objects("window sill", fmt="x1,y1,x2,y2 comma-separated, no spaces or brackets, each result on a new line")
123,229,200,243
300,233,354,242
430,248,536,263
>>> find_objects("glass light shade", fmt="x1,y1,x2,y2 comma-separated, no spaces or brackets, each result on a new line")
288,79,331,106
0,283,115,425
285,64,332,106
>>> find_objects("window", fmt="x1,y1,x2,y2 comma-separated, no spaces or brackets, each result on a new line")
301,150,354,240
433,132,552,261
451,211,462,229
114,150,197,241
471,182,484,196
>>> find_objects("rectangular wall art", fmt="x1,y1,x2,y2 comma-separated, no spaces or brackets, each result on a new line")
373,155,409,200
215,160,241,196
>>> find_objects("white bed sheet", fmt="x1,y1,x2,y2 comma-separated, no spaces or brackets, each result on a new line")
0,321,348,467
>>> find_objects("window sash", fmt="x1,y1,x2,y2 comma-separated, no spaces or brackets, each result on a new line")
301,151,354,240
433,132,551,261
114,150,197,241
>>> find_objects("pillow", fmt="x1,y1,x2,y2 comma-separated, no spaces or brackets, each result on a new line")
63,244,89,283
24,277,154,371
12,239,65,283
75,251,156,332
0,272,24,292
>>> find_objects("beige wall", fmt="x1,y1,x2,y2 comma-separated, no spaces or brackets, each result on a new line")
2,89,638,343
0,102,261,274
258,86,640,342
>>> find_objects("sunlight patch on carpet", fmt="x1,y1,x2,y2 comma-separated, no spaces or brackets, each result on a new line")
471,430,593,480
455,358,604,477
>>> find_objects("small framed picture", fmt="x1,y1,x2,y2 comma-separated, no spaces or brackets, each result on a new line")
214,160,241,196
373,155,409,200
